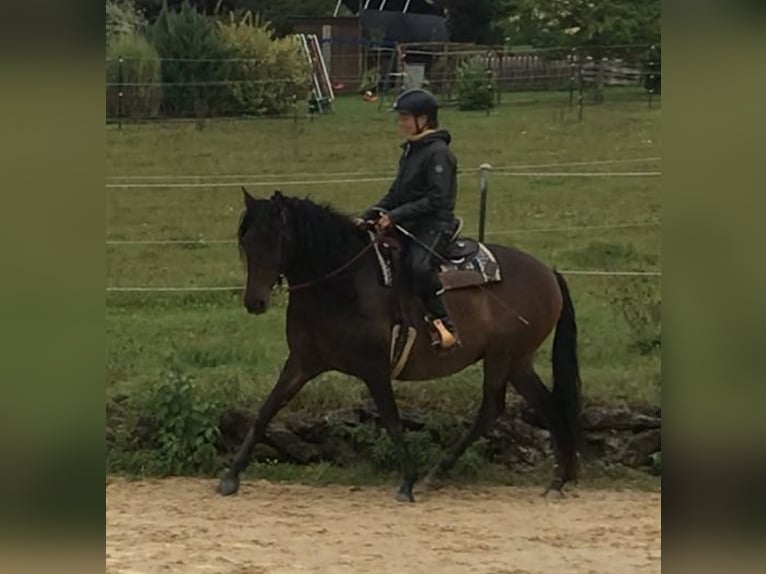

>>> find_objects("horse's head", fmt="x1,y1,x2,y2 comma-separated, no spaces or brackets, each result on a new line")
238,188,289,314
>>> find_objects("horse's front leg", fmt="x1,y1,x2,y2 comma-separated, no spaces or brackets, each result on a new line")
218,354,320,496
362,372,419,502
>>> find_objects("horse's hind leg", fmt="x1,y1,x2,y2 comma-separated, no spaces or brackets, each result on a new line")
218,354,321,496
510,365,577,496
425,353,510,483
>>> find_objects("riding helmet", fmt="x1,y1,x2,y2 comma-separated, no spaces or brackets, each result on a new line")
393,88,439,127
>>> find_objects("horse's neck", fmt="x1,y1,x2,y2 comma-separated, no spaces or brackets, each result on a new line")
284,230,369,288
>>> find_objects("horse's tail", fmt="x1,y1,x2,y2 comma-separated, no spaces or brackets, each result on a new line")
551,270,582,477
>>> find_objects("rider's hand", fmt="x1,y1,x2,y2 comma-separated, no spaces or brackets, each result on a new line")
353,217,368,229
376,213,392,231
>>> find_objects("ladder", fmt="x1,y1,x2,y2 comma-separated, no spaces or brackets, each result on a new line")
297,34,335,114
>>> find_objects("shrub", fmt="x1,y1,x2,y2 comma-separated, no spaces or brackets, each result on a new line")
217,12,310,116
455,58,496,111
108,366,224,476
106,33,162,119
106,0,147,45
152,1,234,117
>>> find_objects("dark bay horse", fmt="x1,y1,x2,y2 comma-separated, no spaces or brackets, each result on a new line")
218,190,581,502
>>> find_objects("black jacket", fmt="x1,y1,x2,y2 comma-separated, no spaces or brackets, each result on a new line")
364,130,457,231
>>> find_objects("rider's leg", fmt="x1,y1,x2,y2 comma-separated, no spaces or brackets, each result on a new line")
409,229,460,348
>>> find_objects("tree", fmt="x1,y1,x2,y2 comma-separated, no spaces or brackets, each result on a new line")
134,0,337,34
107,0,148,44
151,1,234,116
510,0,659,47
507,0,660,101
444,0,518,45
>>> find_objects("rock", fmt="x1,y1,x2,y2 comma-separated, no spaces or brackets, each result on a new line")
318,436,360,466
284,414,330,444
356,403,426,431
620,429,661,467
251,443,283,462
265,425,322,464
582,430,625,462
580,405,661,431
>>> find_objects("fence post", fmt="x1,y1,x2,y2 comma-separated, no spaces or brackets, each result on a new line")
647,44,657,109
486,67,493,116
577,57,584,121
569,48,576,110
478,163,492,242
118,56,124,131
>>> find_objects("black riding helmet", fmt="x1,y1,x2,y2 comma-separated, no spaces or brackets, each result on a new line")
393,88,439,131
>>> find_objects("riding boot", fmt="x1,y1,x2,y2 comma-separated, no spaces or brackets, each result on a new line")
425,290,461,350
431,315,461,350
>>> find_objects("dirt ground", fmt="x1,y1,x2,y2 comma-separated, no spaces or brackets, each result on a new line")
106,477,661,574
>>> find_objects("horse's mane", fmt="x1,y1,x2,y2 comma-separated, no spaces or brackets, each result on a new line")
285,196,367,283
238,195,367,290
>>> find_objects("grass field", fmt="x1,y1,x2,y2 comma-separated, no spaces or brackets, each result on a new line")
106,90,661,422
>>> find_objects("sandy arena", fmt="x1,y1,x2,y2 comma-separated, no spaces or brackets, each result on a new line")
106,477,661,574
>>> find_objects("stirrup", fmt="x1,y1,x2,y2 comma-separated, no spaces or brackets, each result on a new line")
431,319,460,350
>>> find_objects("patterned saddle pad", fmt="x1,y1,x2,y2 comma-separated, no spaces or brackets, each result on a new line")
371,233,502,292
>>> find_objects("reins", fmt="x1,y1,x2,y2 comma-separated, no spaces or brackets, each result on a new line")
286,240,377,292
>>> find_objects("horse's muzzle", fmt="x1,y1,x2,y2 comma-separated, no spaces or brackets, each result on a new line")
244,298,267,315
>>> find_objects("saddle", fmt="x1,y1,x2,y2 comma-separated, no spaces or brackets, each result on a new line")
373,217,502,291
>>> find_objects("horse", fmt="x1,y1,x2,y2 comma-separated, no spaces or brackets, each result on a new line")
218,189,581,502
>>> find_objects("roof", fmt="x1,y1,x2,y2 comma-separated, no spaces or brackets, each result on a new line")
340,1,445,17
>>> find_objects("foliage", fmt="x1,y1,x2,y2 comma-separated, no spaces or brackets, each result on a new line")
508,0,660,50
106,34,163,119
445,0,518,45
649,451,661,476
107,0,148,44
503,0,661,102
455,58,496,111
134,0,337,34
333,413,489,477
217,12,310,115
108,365,224,476
151,1,235,117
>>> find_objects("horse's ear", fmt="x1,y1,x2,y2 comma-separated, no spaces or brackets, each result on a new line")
271,189,285,204
242,187,257,211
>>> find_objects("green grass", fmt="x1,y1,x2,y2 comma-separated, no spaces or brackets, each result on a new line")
107,91,661,422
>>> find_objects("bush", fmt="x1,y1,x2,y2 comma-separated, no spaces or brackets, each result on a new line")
108,366,224,476
106,33,162,119
106,0,147,45
152,0,234,117
217,12,310,116
455,58,496,111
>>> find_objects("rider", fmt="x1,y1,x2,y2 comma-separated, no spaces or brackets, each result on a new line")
357,88,461,349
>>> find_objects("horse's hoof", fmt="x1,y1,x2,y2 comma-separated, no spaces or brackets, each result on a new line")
217,475,240,496
395,484,415,503
544,488,564,499
395,490,415,503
